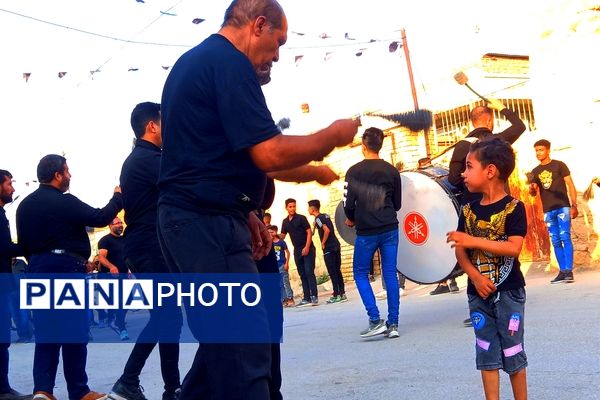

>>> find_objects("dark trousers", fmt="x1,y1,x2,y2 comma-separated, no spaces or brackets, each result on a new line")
0,292,12,394
323,249,344,296
158,206,271,400
28,253,90,399
293,247,317,300
118,250,182,392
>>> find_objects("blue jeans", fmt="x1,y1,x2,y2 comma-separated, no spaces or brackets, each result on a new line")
278,265,293,301
544,207,573,271
353,229,400,325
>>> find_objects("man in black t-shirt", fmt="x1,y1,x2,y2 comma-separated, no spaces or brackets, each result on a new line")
97,217,129,340
529,139,578,284
308,199,346,303
344,127,402,339
280,198,318,307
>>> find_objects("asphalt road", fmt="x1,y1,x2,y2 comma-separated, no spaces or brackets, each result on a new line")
7,268,600,399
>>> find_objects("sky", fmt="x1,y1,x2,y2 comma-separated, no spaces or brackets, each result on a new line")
0,0,547,230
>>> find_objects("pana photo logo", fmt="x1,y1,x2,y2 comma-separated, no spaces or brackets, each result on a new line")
20,279,262,310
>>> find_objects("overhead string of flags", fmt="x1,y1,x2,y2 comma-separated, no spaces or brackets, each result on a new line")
1,6,404,83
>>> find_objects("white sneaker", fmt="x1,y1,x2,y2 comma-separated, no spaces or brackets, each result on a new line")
375,290,387,300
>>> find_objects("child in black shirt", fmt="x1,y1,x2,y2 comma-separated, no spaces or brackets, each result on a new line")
447,137,528,400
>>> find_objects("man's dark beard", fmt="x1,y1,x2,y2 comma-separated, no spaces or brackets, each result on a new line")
0,194,12,204
257,70,271,86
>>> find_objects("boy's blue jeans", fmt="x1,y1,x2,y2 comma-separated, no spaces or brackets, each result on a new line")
544,207,573,271
278,265,293,301
353,228,400,325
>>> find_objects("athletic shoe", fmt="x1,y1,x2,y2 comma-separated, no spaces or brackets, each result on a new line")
326,296,340,304
310,296,319,306
0,389,34,400
119,329,130,341
564,271,574,283
449,279,459,293
384,323,399,339
463,318,472,327
108,381,146,400
551,271,568,284
338,294,348,303
359,319,386,338
162,388,180,400
374,290,387,300
429,284,450,295
33,392,56,400
80,392,108,400
295,299,311,308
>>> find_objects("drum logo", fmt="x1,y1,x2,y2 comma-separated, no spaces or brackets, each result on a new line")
403,212,429,245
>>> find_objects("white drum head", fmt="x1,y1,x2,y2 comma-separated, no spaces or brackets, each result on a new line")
397,171,459,284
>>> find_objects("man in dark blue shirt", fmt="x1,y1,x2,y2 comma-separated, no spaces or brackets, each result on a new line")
157,1,358,398
16,155,121,400
109,102,182,400
0,170,32,400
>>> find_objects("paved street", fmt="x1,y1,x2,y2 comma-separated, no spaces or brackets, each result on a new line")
7,268,600,399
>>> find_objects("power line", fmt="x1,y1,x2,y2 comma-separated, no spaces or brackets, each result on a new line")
0,7,194,48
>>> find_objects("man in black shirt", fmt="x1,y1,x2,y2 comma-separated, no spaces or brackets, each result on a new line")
280,198,318,306
16,154,122,400
109,102,182,400
97,217,129,341
344,127,401,339
308,199,346,303
0,170,32,400
529,139,578,284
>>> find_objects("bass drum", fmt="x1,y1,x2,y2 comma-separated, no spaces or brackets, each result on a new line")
334,200,356,245
397,166,462,284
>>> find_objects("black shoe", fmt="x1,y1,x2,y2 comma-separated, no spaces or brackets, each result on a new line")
109,380,146,400
429,284,450,295
563,271,574,282
449,279,459,293
551,271,568,284
463,318,472,327
162,388,181,400
0,388,33,400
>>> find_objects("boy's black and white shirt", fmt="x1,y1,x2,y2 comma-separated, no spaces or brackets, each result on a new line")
314,213,340,252
343,159,401,236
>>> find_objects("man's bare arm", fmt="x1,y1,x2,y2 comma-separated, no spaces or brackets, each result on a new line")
249,119,359,172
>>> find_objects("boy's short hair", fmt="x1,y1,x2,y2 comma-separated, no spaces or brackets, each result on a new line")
307,199,320,210
267,225,278,232
469,137,516,181
362,127,384,152
263,212,271,218
284,198,296,206
533,139,551,149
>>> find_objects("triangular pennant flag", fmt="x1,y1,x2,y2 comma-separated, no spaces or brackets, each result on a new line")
355,48,366,57
23,73,31,82
128,68,139,72
192,18,205,24
319,33,331,39
161,66,171,71
389,41,399,53
292,31,305,36
136,0,145,3
324,52,334,61
344,33,356,40
58,72,67,78
294,55,304,66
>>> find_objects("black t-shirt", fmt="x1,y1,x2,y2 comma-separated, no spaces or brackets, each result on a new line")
97,234,127,273
159,34,281,217
343,159,401,236
314,213,340,252
457,196,527,296
530,160,571,213
281,214,313,251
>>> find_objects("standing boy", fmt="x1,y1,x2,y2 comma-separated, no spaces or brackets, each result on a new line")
268,225,294,307
447,137,528,400
308,199,346,303
528,139,578,284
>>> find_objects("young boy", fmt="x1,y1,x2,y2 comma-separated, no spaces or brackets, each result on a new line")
447,137,528,400
308,199,347,303
268,225,294,307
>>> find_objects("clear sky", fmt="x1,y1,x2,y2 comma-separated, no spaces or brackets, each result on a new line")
0,0,545,230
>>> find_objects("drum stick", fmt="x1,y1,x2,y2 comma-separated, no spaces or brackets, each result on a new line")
453,71,489,103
